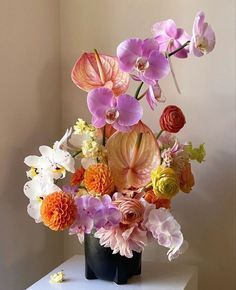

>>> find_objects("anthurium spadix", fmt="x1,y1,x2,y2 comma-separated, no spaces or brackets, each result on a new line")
106,122,161,191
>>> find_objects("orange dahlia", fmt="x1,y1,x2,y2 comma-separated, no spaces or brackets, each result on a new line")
144,190,171,209
71,167,85,186
40,192,77,231
84,163,114,195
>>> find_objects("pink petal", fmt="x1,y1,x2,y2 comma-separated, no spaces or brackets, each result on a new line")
71,53,129,96
87,87,113,119
144,50,170,80
117,38,142,72
116,94,143,126
142,38,159,58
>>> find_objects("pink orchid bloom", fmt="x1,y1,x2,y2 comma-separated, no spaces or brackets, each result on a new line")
71,51,129,96
190,11,216,57
87,87,143,132
117,38,170,85
152,19,191,58
145,207,185,261
146,82,165,110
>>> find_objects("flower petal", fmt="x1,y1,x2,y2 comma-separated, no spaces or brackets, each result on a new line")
87,87,113,120
142,38,159,58
107,122,161,190
71,53,129,96
116,94,143,126
117,38,142,72
144,50,170,80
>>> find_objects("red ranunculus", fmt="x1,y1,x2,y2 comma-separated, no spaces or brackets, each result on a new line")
159,105,186,133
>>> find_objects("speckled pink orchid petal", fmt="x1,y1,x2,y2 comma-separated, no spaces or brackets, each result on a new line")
71,52,129,96
106,122,161,191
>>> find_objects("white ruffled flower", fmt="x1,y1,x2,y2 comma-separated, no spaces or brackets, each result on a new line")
24,176,61,223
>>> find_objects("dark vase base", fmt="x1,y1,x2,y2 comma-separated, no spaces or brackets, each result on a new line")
84,233,142,284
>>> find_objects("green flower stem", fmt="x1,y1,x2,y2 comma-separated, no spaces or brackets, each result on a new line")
72,150,82,158
167,41,190,57
135,82,144,99
156,129,164,139
102,125,106,146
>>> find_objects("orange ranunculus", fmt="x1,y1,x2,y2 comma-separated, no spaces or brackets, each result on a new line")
180,163,195,193
84,163,114,195
113,197,145,225
144,190,171,209
71,51,129,96
71,167,85,186
41,192,77,231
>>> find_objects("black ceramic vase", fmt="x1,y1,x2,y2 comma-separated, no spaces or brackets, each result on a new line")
84,233,142,284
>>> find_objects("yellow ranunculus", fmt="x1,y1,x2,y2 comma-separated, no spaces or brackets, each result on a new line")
151,166,179,199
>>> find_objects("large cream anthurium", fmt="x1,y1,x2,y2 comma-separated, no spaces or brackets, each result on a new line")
106,121,161,191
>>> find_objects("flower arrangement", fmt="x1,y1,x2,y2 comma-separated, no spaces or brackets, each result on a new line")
24,11,215,261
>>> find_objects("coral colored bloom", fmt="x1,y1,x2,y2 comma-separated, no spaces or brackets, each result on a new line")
113,197,145,225
179,163,195,193
71,52,129,96
84,163,114,195
71,167,85,186
87,87,143,132
144,190,171,209
152,19,190,58
117,38,170,85
41,192,77,231
151,166,179,199
190,11,215,57
160,105,186,133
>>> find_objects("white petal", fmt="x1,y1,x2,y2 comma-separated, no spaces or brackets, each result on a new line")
24,155,40,167
69,132,90,149
39,145,53,158
81,157,97,169
27,200,42,223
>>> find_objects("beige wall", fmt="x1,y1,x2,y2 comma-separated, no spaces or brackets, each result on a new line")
60,1,236,290
0,1,64,289
0,0,235,289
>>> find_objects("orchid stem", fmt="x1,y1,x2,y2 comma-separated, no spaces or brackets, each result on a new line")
102,125,106,146
156,129,164,139
168,41,190,57
135,82,144,99
73,150,82,158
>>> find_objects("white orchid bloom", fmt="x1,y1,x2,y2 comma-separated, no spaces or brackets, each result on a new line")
24,145,75,180
53,128,73,150
24,176,61,223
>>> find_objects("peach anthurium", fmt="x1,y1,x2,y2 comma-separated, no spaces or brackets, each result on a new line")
106,122,161,191
71,51,129,96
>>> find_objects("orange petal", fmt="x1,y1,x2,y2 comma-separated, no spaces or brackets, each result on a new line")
106,122,161,191
71,52,129,96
